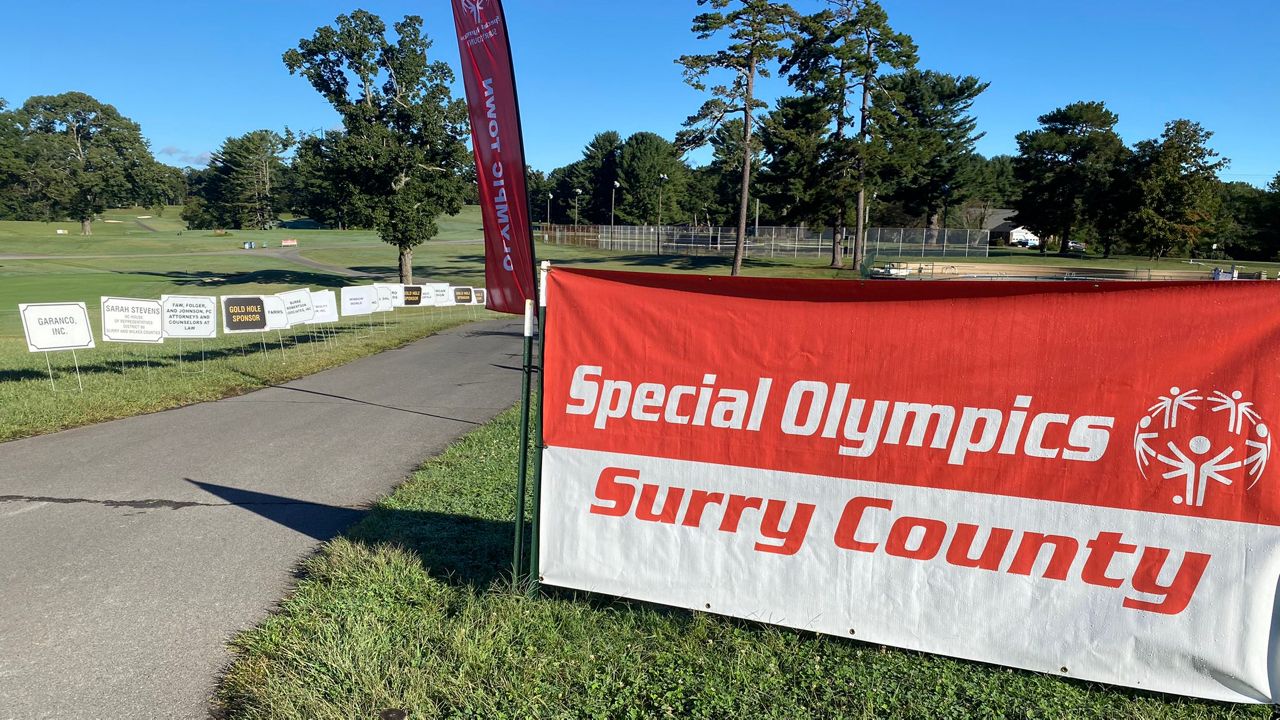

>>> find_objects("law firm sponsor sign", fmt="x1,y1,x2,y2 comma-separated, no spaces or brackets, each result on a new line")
539,268,1280,704
101,297,163,344
19,302,95,352
161,295,217,339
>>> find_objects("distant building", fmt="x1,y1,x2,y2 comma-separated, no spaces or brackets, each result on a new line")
984,209,1041,247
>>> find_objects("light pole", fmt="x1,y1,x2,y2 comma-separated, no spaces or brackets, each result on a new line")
573,188,582,226
546,192,553,226
656,173,668,255
610,180,619,229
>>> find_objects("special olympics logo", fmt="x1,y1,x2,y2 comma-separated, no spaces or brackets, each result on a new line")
1134,387,1271,508
461,0,485,24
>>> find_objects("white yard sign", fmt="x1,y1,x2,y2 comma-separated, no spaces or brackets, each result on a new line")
340,286,377,316
161,295,218,339
19,302,95,352
373,286,394,312
422,283,450,307
276,288,316,326
101,297,164,344
262,295,289,330
374,283,405,307
308,290,339,324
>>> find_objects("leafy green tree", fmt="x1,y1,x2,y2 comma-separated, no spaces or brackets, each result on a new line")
1121,120,1228,259
186,129,292,230
704,118,764,225
957,154,1020,231
288,130,376,230
17,92,160,234
683,166,721,226
677,0,795,275
1012,101,1126,256
874,70,988,240
757,95,832,228
0,99,24,219
784,0,916,267
570,131,623,224
615,132,688,226
1209,177,1280,260
525,169,554,224
284,10,469,283
150,164,187,212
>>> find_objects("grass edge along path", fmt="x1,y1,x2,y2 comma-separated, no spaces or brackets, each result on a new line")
0,307,489,443
213,406,1268,720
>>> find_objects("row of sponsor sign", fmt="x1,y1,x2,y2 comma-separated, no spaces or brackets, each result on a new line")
19,283,486,353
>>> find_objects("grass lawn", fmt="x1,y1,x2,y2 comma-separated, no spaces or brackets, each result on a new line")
0,216,498,441
215,407,1269,720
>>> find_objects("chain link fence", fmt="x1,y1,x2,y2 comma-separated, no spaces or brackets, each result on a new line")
537,224,990,260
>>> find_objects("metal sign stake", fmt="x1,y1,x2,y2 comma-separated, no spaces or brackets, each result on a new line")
71,349,84,392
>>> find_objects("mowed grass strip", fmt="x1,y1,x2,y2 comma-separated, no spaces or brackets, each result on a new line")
215,407,1266,720
0,306,489,442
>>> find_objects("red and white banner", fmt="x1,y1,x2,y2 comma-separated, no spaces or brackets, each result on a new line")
539,268,1280,703
451,0,536,314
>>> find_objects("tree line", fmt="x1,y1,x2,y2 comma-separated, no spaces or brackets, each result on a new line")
0,2,1278,279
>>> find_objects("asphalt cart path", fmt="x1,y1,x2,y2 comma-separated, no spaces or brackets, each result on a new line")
0,319,524,719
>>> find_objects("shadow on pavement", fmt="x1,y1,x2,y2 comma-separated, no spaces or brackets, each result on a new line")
186,479,513,589
186,479,366,542
250,385,483,424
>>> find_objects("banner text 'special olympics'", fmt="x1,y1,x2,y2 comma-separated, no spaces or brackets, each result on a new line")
566,365,1114,466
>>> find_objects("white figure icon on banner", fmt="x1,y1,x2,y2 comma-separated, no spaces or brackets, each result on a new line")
1134,386,1270,508
462,0,485,24
1209,389,1260,435
1147,386,1203,430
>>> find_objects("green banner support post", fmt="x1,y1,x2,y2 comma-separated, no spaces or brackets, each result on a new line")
512,298,536,584
528,261,550,590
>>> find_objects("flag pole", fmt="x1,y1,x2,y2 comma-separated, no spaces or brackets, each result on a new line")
529,261,550,588
513,298,536,583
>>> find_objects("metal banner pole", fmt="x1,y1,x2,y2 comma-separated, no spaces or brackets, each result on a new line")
529,261,550,586
512,298,536,584
44,352,56,391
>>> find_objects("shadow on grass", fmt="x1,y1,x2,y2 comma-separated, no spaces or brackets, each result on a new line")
186,478,511,588
348,505,514,590
0,369,49,382
1,326,367,384
278,218,324,230
125,269,356,288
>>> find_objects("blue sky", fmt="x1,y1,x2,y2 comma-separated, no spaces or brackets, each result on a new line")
2,0,1276,185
